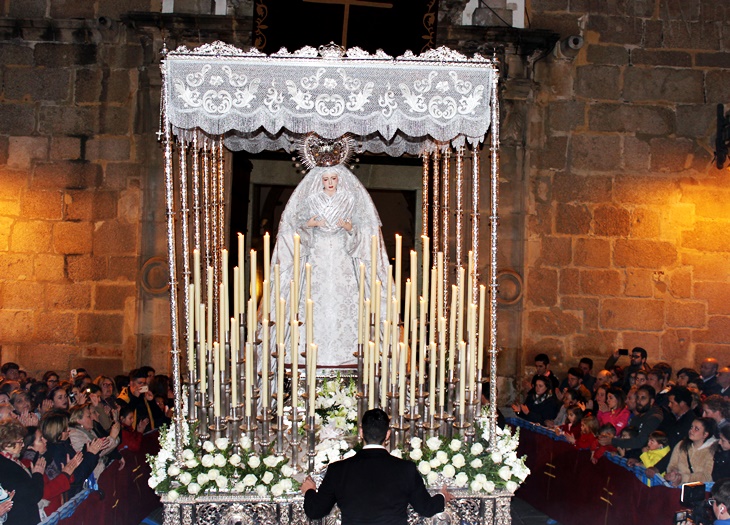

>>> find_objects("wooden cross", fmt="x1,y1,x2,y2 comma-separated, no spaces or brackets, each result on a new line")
303,0,394,49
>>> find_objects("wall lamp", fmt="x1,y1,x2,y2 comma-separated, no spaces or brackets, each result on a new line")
716,104,730,169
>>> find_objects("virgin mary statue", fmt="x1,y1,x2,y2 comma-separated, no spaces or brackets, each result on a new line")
269,163,389,367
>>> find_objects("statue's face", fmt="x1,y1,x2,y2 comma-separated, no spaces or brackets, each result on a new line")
322,173,339,193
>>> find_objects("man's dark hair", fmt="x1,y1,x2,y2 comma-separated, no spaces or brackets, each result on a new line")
712,477,730,507
361,409,389,444
653,361,672,381
579,357,593,370
677,368,700,382
119,405,136,421
534,353,550,366
567,367,584,380
637,384,656,400
632,347,647,359
704,394,730,419
564,388,583,403
669,386,692,407
129,368,147,381
1,362,19,375
647,368,665,382
139,366,155,377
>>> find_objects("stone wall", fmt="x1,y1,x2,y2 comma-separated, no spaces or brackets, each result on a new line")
519,0,730,384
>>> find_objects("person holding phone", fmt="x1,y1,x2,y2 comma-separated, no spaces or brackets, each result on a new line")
605,347,650,392
116,369,162,431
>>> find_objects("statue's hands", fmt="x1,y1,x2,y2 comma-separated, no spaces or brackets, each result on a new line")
307,217,325,228
336,218,352,232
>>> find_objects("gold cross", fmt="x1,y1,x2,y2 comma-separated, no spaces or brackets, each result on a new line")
303,0,393,49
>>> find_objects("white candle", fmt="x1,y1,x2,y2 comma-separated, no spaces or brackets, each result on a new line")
368,342,376,409
250,249,257,301
422,236,429,300
428,342,436,411
403,280,411,347
429,267,437,345
478,285,486,371
395,234,402,312
290,280,299,412
293,234,300,308
278,298,285,345
199,303,206,396
231,316,238,406
467,250,474,304
410,250,418,323
398,342,406,416
386,267,393,330
391,297,398,385
363,329,370,385
193,249,201,332
409,321,417,406
262,279,270,327
277,341,285,417
263,232,270,283
237,234,245,320
308,343,318,417
233,267,240,328
274,264,281,324
457,266,465,343
262,318,269,410
439,317,446,408
213,342,220,417
245,343,252,417
306,299,314,347
449,287,457,373
418,297,426,386
373,280,381,374
187,283,195,371
363,299,371,345
219,283,226,375
358,263,365,344
437,252,444,321
207,266,213,351
459,341,466,412
468,303,477,402
305,263,312,301
222,249,229,323
381,319,389,408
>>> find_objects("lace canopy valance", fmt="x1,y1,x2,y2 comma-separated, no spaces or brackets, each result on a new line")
162,42,499,156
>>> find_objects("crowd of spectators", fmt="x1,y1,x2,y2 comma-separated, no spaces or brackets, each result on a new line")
512,351,730,490
0,363,173,525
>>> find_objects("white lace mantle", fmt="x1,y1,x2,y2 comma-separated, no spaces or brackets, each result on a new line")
163,42,498,155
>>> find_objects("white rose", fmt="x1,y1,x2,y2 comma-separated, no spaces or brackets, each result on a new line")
281,479,293,491
256,485,268,497
214,454,226,467
491,452,503,464
178,472,192,486
425,436,442,451
201,454,214,468
498,465,512,481
418,461,432,475
215,437,229,450
391,449,403,458
148,476,160,489
454,472,469,488
248,455,261,468
409,448,423,461
229,454,241,467
262,471,274,484
196,473,209,485
281,464,294,477
187,482,201,495
168,490,179,502
243,474,257,487
442,464,456,478
436,451,449,464
506,480,519,493
202,441,215,453
240,435,252,450
207,469,220,481
233,482,245,493
216,476,228,489
449,439,462,452
411,437,422,449
470,479,483,492
426,471,439,485
429,457,441,468
484,480,496,493
264,456,280,468
182,449,195,460
185,458,198,469
451,453,465,468
271,483,284,497
470,442,484,455
167,464,180,477
470,458,483,469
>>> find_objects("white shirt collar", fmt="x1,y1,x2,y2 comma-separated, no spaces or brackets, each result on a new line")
362,444,387,450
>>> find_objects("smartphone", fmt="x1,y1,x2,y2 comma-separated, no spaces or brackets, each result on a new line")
139,385,149,394
618,348,629,356
70,368,78,378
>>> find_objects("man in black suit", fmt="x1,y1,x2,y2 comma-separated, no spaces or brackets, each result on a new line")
302,409,452,525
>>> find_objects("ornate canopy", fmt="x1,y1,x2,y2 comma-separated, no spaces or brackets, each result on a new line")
162,41,499,156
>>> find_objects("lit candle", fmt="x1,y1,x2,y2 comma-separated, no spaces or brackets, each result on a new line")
394,234,402,312
293,234,300,308
231,316,237,406
193,249,201,331
358,263,365,344
458,341,466,412
262,318,269,410
245,342,252,417
263,232,270,284
439,317,446,408
187,283,195,371
213,342,220,417
308,343,318,417
422,236,429,300
418,297,426,386
199,303,206,396
478,285,486,371
398,342,406,416
428,342,436,411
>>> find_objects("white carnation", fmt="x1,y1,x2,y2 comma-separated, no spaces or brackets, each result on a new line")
470,479,483,492
449,439,462,452
202,441,215,453
201,454,214,468
187,482,201,495
281,479,293,491
215,437,229,450
233,482,245,493
248,455,261,468
148,476,160,489
409,448,423,461
418,461,432,475
214,454,226,467
243,474,257,487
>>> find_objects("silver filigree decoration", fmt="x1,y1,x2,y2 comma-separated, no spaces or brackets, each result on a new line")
319,42,345,59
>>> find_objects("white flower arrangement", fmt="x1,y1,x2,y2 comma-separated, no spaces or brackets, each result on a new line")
397,416,530,493
146,423,297,498
313,376,359,439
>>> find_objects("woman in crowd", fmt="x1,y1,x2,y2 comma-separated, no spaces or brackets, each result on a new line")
85,384,113,432
713,425,730,481
0,419,44,525
665,417,718,486
46,387,69,412
20,427,83,519
93,376,118,411
597,387,630,433
41,411,103,498
592,384,610,421
511,375,560,425
68,404,121,479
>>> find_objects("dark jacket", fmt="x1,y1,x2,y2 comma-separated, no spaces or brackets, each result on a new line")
713,447,730,482
659,409,694,450
0,454,44,525
304,447,444,525
45,439,99,497
519,392,560,426
611,406,664,451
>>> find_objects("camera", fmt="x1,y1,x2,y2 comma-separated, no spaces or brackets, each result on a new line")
69,392,76,403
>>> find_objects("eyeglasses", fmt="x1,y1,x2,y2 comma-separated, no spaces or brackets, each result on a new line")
102,382,113,387
630,354,642,359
